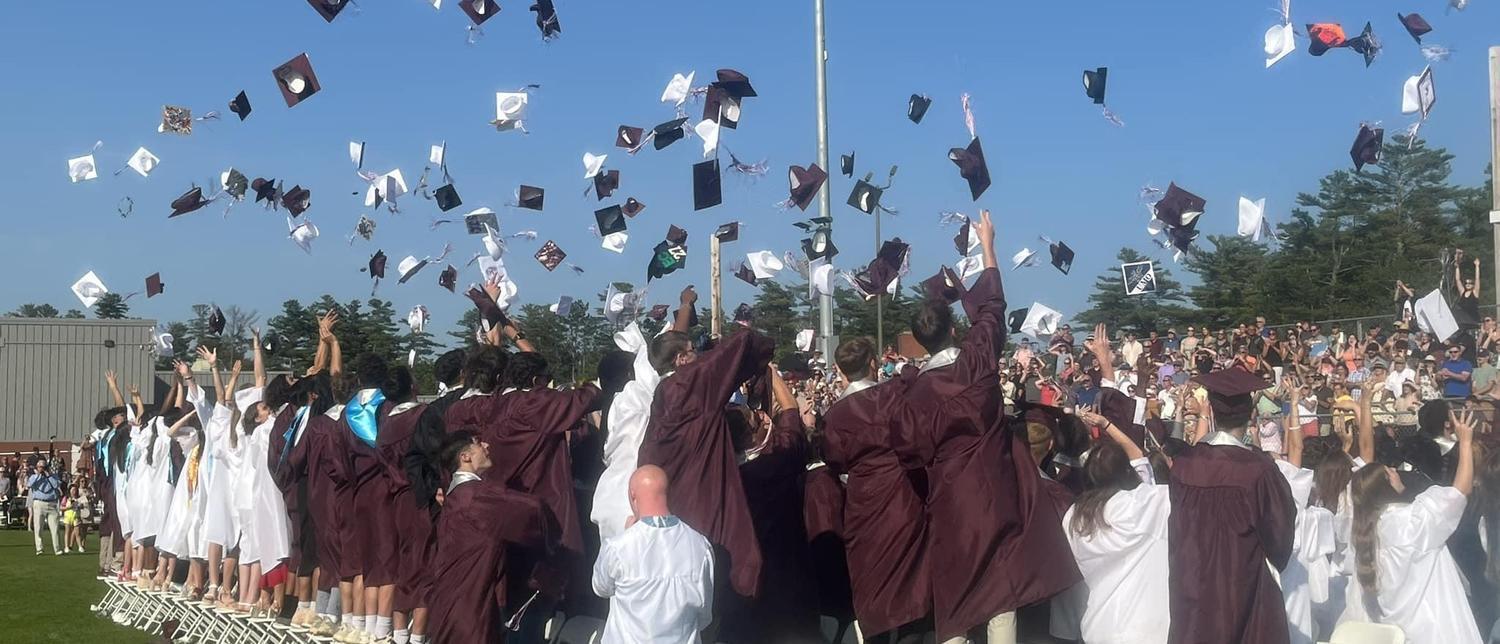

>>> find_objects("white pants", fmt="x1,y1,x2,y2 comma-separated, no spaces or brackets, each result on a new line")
31,500,61,553
940,611,1015,644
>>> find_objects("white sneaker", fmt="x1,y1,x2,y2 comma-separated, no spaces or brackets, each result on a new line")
55,551,63,556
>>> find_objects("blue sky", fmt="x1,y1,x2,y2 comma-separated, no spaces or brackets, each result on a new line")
2,0,1496,339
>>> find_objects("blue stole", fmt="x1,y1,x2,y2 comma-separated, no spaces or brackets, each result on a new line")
97,428,114,477
640,515,681,528
346,390,386,448
278,406,309,469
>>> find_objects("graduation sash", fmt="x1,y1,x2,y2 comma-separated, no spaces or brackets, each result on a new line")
346,390,386,448
278,406,309,468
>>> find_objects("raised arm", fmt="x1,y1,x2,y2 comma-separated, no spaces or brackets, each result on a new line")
105,370,125,408
672,286,698,333
1355,383,1375,463
1452,408,1475,496
128,383,145,422
167,408,199,437
1283,378,1303,468
307,310,339,376
504,319,536,353
1455,251,1466,292
158,379,181,418
171,360,190,410
768,364,798,416
1473,257,1482,295
251,327,266,388
1091,322,1116,385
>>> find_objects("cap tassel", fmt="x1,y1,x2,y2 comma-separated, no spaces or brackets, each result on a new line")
725,148,768,177
117,196,134,218
960,93,977,140
1421,45,1451,62
1101,105,1125,127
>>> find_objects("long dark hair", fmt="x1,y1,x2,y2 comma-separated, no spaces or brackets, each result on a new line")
1069,440,1143,538
1351,463,1403,617
108,425,131,473
1475,444,1500,584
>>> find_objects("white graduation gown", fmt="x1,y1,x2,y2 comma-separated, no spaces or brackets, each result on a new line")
114,423,141,537
133,421,175,543
157,428,201,558
1371,486,1482,644
591,324,661,540
592,517,716,644
1059,477,1172,644
232,389,291,569
1275,460,1336,644
203,402,243,549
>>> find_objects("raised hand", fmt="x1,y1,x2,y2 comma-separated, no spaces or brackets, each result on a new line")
680,285,698,305
317,310,339,341
251,326,262,345
196,346,217,366
128,384,141,397
1452,408,1476,444
105,370,117,386
173,360,191,379
975,209,994,248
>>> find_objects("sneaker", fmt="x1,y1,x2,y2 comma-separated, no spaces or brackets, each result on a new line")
55,551,63,556
332,626,359,643
35,550,42,556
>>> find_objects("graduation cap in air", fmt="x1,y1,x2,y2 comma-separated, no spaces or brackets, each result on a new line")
535,240,566,271
460,0,501,25
647,229,689,282
1152,183,1206,228
366,250,388,280
517,185,545,211
352,215,376,241
1048,240,1074,274
67,153,97,183
434,184,462,212
583,152,607,179
228,91,251,121
1096,388,1139,440
853,239,910,299
693,159,722,211
616,125,643,149
594,170,620,201
595,205,627,236
465,286,511,332
1346,22,1381,67
735,262,758,286
1011,247,1038,270
1307,23,1348,56
397,256,432,284
169,187,212,217
908,94,932,123
745,250,783,281
71,271,107,308
840,152,854,177
1082,67,1107,104
1007,308,1028,335
787,163,828,211
273,53,321,108
288,217,319,253
145,273,165,298
1398,13,1432,44
549,295,575,317
530,0,561,40
647,304,670,321
1350,124,1384,171
438,265,458,292
1237,196,1269,242
251,178,279,204
948,138,991,201
652,117,690,150
732,303,754,324
800,221,838,262
622,197,646,218
221,168,249,200
126,147,160,177
208,305,226,335
306,0,349,22
714,222,740,243
1193,366,1271,422
923,266,966,304
493,91,530,132
1265,22,1296,68
704,69,756,129
847,178,883,215
464,208,498,235
281,185,311,216
159,105,193,135
954,219,978,256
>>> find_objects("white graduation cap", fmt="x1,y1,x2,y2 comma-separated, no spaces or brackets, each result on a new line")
288,217,318,254
1020,303,1063,338
153,329,175,357
1011,248,1037,270
809,259,837,298
68,154,98,183
550,295,576,317
430,142,447,167
493,92,528,132
71,271,108,308
746,250,784,280
582,152,607,179
1401,66,1435,119
349,141,365,168
364,169,408,207
795,329,815,352
603,286,643,325
126,147,159,177
1264,23,1295,68
1237,196,1268,241
482,223,506,260
430,0,441,8
661,72,695,106
397,256,430,283
1121,260,1158,295
1414,289,1459,343
957,254,985,280
601,231,629,253
407,305,430,333
694,119,720,158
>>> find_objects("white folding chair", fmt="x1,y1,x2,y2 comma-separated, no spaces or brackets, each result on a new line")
556,615,605,644
1329,621,1405,644
542,610,567,643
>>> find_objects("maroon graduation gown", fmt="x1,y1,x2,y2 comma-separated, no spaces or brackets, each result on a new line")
342,399,399,586
637,329,776,598
440,393,502,491
268,406,311,572
802,463,854,625
1167,440,1296,644
732,410,822,643
303,412,353,587
889,267,1081,640
427,481,557,644
377,403,435,613
485,385,600,559
822,375,930,637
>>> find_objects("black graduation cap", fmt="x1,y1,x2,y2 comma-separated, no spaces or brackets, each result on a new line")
169,187,213,218
434,184,462,212
652,117,689,150
1397,13,1431,44
714,222,740,243
693,159,722,211
1346,22,1381,67
460,0,501,25
847,179,883,214
1167,225,1199,254
367,250,388,279
703,69,756,129
145,273,165,298
647,239,688,282
948,137,991,201
464,210,498,234
953,219,972,255
616,125,643,149
732,303,754,324
908,94,932,124
788,163,828,211
273,53,321,108
1083,67,1108,104
222,169,249,200
208,306,226,335
529,0,561,40
1008,308,1028,334
840,152,854,177
228,91,251,121
735,261,758,286
593,170,620,201
667,224,688,246
306,0,348,22
594,205,627,236
923,266,966,304
622,197,646,217
647,304,670,321
281,185,311,216
517,185,545,211
535,240,567,272
801,233,838,262
251,178,280,205
1049,241,1075,274
713,68,757,98
1153,183,1206,228
262,332,281,356
465,286,511,331
438,265,458,293
857,239,909,298
1350,124,1384,172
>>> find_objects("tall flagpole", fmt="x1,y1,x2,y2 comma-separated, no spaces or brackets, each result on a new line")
815,0,836,356
1489,47,1499,312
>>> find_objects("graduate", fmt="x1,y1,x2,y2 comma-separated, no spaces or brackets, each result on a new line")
800,430,854,638
1168,366,1297,644
406,349,468,521
426,430,559,644
375,365,436,644
888,210,1080,643
302,362,367,639
1278,383,1338,644
202,353,246,609
343,352,401,642
232,329,294,616
92,370,130,577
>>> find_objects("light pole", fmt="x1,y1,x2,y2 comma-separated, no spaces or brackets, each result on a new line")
1489,47,1499,311
814,0,837,356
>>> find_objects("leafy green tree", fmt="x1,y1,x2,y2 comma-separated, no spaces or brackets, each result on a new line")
94,293,129,319
748,281,814,362
1075,248,1192,334
10,303,59,318
63,309,85,319
448,308,482,351
1183,235,1273,327
513,303,616,384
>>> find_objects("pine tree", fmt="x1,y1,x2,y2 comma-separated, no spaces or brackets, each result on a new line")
10,303,59,318
1184,235,1273,327
1074,248,1192,334
94,293,130,319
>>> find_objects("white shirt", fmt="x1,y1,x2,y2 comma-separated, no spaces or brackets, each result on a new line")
1120,340,1143,368
1386,368,1416,396
1371,486,1481,644
593,516,714,644
1059,460,1171,644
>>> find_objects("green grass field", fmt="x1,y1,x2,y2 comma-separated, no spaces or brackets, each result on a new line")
0,529,146,643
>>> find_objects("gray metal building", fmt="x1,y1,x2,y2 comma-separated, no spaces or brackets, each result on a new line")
0,317,158,448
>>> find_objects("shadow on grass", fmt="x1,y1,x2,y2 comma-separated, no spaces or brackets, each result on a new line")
0,530,149,643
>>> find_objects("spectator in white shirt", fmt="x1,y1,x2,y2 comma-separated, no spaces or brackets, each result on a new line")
1386,356,1416,396
593,465,714,644
1120,333,1144,369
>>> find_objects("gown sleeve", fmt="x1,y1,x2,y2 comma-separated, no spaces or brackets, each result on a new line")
1403,485,1469,554
1254,462,1298,570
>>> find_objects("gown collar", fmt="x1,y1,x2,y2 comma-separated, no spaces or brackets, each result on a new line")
837,379,878,402
1203,430,1251,450
921,347,961,373
448,470,482,493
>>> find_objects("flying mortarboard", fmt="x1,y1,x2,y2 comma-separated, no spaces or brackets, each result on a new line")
145,273,165,298
348,141,365,168
281,185,311,216
530,0,561,40
352,215,377,241
652,117,689,150
1152,183,1206,228
1398,13,1432,44
535,240,566,271
367,250,388,279
923,266,966,304
1402,66,1436,121
647,304,670,321
208,305,226,335
229,91,251,121
801,228,838,262
622,197,645,217
1082,68,1107,104
1005,308,1027,335
169,187,212,218
493,91,529,132
735,262,758,286
407,305,430,334
1048,241,1074,274
1346,22,1381,67
1019,303,1063,338
647,238,688,282
840,152,854,177
251,178,279,204
787,163,828,211
583,153,607,179
220,168,249,200
714,222,740,243
68,154,98,183
601,230,629,254
549,295,575,317
593,170,620,200
1011,248,1038,270
159,105,193,135
306,0,349,22
517,185,545,211
273,53,321,108
465,286,511,331
434,184,462,212
661,72,695,106
1237,196,1269,242
745,250,783,280
954,218,978,256
704,69,755,129
438,265,458,292
846,178,883,215
616,125,644,149
1264,23,1296,68
125,147,160,177
288,217,319,253
733,303,754,324
594,205,627,236
1121,260,1157,295
397,255,431,284
462,208,497,235
948,137,991,201
1307,23,1348,56
693,159,722,211
907,94,932,124
460,0,501,25
1350,124,1384,171
71,271,108,308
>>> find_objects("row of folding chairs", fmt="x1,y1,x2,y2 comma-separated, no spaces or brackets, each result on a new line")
90,578,327,643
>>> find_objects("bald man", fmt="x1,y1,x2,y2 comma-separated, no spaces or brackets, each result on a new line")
592,466,715,644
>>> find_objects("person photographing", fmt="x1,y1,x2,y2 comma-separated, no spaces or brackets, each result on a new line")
28,459,64,556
